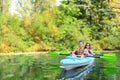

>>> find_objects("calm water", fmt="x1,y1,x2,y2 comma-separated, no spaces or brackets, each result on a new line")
0,53,119,80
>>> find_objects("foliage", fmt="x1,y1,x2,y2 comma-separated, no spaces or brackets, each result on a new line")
0,14,33,52
0,0,120,53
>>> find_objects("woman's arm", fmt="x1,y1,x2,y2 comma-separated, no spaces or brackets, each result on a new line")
84,49,89,55
90,50,94,55
71,51,76,57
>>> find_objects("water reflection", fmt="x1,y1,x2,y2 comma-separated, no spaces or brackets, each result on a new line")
60,63,94,80
116,52,120,80
0,54,64,80
60,53,118,80
0,53,119,80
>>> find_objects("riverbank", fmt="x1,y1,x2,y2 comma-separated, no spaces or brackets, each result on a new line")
0,52,48,56
0,50,119,56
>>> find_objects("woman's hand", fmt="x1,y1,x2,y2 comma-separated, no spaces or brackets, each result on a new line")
71,51,76,57
84,49,89,55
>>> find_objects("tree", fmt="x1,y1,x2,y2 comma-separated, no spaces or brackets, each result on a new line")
33,0,56,13
0,0,11,14
15,0,56,16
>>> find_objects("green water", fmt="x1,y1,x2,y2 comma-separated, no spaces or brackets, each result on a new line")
0,53,119,80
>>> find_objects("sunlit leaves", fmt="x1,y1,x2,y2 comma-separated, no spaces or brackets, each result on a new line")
0,0,120,52
23,18,31,28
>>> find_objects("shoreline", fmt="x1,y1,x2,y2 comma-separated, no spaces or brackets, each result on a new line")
0,50,119,56
0,51,48,56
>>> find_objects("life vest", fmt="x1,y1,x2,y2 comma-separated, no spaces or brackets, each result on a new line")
74,48,83,55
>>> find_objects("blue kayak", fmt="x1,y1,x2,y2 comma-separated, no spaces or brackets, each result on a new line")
60,62,94,79
60,56,95,70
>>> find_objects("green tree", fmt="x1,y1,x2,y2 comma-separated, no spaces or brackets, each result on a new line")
56,0,118,50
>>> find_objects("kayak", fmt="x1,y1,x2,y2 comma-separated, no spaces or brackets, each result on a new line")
60,56,95,70
60,62,94,79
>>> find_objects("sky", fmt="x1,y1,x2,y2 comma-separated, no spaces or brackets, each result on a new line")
9,0,61,15
9,0,18,14
56,0,61,6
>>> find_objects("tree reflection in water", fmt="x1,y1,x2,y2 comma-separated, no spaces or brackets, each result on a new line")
116,52,120,80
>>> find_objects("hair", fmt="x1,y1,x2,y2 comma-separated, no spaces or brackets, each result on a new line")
84,43,91,49
78,40,84,55
79,40,84,44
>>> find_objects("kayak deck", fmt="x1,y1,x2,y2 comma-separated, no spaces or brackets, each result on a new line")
60,56,95,70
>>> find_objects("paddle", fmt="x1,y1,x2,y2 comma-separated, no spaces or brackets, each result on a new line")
100,53,116,60
48,51,103,58
48,51,70,56
86,53,103,58
99,53,117,74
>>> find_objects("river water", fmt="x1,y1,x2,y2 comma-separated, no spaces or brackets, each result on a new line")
0,52,119,80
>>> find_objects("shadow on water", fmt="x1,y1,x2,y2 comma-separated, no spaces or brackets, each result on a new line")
60,63,94,80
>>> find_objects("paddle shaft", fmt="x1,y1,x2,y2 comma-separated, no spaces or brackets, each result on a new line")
59,53,103,58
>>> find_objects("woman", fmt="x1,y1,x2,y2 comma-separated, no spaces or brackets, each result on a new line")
71,40,84,58
84,43,94,57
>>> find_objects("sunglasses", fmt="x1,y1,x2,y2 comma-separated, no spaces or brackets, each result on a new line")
86,45,90,46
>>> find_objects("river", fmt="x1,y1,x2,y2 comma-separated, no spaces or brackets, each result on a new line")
0,52,119,80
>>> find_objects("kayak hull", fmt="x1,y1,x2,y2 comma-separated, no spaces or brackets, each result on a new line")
60,56,95,70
